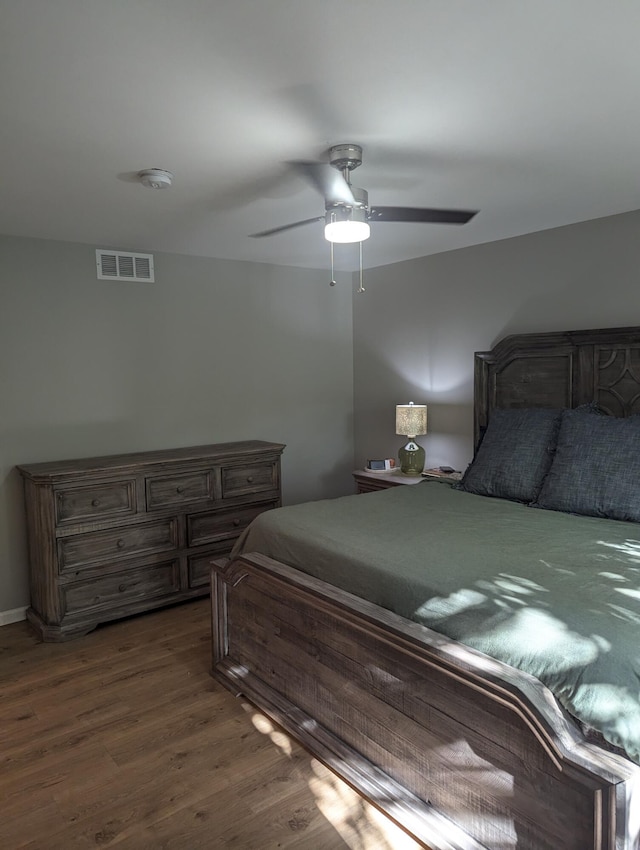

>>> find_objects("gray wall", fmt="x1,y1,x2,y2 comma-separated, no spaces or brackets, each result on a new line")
353,210,640,473
0,235,354,613
5,209,640,614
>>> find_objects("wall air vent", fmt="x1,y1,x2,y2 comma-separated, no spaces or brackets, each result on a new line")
96,249,155,282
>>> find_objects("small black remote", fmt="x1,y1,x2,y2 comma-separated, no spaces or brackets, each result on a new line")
438,466,455,473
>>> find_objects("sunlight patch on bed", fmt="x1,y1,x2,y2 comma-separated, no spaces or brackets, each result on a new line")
607,603,640,624
585,683,637,722
488,609,606,658
497,574,548,593
492,579,534,595
597,539,640,562
415,572,554,624
577,684,640,759
439,641,504,674
414,588,486,622
462,608,610,673
539,559,576,576
614,587,640,600
494,596,527,608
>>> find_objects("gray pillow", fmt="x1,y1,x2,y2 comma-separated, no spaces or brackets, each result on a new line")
534,409,640,521
456,407,561,503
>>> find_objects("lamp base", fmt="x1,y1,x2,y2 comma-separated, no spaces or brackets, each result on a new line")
398,439,425,476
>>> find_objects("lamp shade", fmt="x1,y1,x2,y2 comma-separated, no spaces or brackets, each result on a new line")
396,402,427,437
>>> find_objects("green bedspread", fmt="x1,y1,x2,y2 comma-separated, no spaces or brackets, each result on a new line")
232,480,640,764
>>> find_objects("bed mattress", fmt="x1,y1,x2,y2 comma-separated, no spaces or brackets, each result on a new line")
231,480,640,764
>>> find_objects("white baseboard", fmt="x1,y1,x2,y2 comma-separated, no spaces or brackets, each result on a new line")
0,606,28,626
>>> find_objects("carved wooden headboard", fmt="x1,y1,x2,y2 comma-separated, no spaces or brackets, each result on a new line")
474,325,640,447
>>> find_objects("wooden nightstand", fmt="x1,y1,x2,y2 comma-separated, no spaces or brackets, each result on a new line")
421,468,463,484
352,469,426,494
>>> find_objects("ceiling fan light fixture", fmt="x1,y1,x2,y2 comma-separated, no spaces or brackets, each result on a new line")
324,201,370,243
324,219,371,243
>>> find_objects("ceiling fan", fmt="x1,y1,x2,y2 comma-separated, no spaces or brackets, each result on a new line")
250,143,478,244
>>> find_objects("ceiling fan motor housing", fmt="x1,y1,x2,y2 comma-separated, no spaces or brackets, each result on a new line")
328,143,363,172
325,186,368,213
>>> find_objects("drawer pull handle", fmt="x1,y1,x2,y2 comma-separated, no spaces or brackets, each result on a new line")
116,539,126,549
246,476,254,483
176,486,184,494
91,499,100,507
233,518,241,526
118,583,126,593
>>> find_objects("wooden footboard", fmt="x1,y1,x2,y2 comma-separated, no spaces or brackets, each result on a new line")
210,553,640,850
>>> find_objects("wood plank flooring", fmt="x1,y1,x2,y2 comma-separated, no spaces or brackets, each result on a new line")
0,599,423,849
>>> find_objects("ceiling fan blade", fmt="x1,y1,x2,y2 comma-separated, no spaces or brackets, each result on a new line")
292,161,355,206
368,206,478,225
249,216,324,238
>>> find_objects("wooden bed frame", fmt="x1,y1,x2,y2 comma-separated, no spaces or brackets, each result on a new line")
211,326,640,850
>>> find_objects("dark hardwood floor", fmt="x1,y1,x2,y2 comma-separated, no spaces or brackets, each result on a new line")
0,599,422,849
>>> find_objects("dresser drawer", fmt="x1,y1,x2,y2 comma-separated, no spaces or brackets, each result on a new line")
55,480,136,525
188,542,233,588
18,440,284,640
222,462,277,499
58,518,178,571
187,502,277,547
146,470,214,511
63,560,180,615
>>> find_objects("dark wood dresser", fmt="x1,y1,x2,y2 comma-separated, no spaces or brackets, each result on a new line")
18,440,285,641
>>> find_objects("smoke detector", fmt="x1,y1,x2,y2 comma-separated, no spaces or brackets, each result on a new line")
138,168,173,189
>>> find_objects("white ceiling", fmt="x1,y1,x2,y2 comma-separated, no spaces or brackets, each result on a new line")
2,0,640,272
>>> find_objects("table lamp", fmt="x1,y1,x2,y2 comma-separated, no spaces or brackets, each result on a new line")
396,402,427,475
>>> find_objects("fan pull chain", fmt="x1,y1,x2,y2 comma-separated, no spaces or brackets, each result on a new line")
329,240,336,287
357,240,365,293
